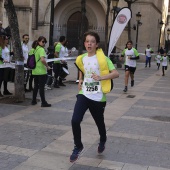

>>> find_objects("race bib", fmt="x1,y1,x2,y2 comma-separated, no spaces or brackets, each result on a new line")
126,55,132,60
83,82,101,94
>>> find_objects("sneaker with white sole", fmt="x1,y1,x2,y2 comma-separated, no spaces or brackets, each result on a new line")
45,85,52,90
70,146,84,163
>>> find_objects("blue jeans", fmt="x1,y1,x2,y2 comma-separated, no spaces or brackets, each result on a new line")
71,94,106,148
145,56,151,67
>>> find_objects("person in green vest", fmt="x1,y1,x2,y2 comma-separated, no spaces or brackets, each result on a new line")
31,36,51,107
69,31,119,163
53,36,67,88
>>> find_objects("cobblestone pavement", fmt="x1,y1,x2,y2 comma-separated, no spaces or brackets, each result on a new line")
0,60,170,170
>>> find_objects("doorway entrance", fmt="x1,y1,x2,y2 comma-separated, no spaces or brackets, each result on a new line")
67,11,88,49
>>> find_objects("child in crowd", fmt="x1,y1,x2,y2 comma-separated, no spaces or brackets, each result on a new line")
155,52,162,70
160,52,169,76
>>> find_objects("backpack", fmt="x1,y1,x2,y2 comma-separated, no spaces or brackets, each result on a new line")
27,48,40,69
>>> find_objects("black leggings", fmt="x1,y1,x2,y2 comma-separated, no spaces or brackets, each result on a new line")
32,75,47,104
71,94,106,148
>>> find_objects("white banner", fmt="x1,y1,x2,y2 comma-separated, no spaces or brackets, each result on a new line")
108,7,132,57
0,57,77,69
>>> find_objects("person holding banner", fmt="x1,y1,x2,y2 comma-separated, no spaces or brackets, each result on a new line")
70,31,119,163
121,40,139,92
53,36,66,88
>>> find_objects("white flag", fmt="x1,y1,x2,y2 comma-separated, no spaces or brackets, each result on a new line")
108,7,132,57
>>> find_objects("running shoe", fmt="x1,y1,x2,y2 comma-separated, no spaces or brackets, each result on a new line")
70,146,84,163
98,142,105,154
45,85,52,90
123,86,128,92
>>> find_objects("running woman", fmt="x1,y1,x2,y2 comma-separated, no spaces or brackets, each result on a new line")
70,31,119,163
121,40,140,92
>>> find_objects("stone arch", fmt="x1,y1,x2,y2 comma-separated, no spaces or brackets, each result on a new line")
43,0,106,44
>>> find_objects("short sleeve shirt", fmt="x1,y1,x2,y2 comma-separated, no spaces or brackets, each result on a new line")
54,43,66,63
32,46,47,75
79,54,115,102
161,56,168,66
145,48,153,57
122,48,139,67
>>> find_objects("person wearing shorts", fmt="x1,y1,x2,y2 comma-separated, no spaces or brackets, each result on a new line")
161,52,169,76
121,40,139,92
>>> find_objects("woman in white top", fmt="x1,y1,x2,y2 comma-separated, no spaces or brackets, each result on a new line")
2,36,12,95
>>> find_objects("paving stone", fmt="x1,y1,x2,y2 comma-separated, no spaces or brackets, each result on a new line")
135,99,170,108
0,123,65,150
148,87,170,93
0,152,28,170
52,99,77,110
19,109,89,126
69,164,107,170
124,107,170,118
82,136,170,169
19,109,73,126
106,96,118,104
0,105,26,118
110,118,170,139
144,91,170,99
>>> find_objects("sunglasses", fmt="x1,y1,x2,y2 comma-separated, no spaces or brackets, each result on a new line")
42,41,46,44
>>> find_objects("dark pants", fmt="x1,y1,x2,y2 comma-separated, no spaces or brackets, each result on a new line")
145,56,151,67
47,62,53,76
0,68,4,90
29,73,34,90
157,63,160,70
53,63,62,84
162,66,167,75
32,74,47,104
71,94,106,148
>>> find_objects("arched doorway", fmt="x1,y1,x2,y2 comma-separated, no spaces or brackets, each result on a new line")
67,11,89,49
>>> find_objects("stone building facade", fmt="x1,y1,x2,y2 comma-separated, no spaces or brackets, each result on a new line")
0,0,169,54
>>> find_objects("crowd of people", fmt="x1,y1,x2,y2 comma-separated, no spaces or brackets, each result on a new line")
0,20,71,107
1,18,170,163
